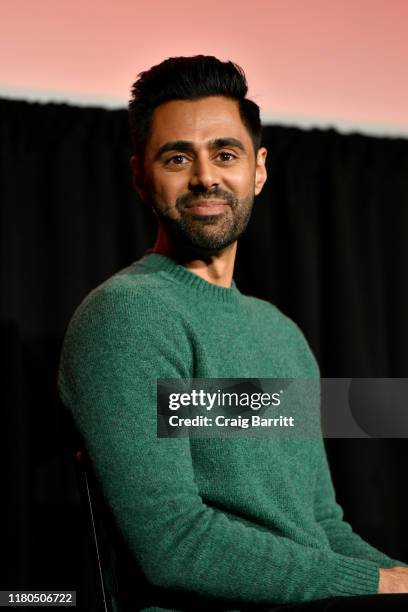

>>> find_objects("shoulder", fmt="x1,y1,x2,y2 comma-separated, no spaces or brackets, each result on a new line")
240,293,285,321
66,263,176,331
240,293,302,336
61,263,191,361
59,264,193,404
240,293,320,377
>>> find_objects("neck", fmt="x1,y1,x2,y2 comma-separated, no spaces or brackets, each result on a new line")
152,227,237,289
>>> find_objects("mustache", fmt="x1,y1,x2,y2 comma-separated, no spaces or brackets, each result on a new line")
176,188,237,210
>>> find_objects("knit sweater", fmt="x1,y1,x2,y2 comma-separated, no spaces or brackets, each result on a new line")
58,252,400,611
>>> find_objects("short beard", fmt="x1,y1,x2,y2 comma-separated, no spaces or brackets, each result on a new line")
150,187,255,256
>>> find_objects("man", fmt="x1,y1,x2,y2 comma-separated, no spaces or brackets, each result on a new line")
58,56,408,611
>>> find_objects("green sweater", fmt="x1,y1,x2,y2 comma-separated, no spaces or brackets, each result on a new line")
58,252,400,611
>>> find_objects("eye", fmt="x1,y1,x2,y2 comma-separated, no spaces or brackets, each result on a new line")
217,151,237,162
165,154,189,166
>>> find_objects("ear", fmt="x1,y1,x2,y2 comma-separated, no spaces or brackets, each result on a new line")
130,155,148,201
254,147,268,196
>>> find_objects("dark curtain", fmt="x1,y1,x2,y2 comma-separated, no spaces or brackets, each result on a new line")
1,98,408,608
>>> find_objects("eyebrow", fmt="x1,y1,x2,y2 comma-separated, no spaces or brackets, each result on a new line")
154,137,246,160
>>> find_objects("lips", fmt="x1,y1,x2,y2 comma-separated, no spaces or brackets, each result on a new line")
184,199,229,215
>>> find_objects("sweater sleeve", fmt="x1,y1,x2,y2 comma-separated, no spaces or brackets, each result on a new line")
314,437,407,569
59,286,383,605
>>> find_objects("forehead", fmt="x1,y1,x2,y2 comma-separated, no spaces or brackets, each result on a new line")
146,96,252,153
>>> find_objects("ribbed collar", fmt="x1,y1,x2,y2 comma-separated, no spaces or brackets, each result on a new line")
135,252,241,305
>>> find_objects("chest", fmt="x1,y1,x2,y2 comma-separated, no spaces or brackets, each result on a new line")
184,308,311,379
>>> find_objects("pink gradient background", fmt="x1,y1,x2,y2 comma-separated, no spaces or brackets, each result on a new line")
1,0,408,134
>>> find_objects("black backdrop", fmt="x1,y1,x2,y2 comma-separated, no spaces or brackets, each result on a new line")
1,98,408,609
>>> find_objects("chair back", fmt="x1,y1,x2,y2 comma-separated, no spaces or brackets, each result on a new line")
57,398,116,611
74,449,115,612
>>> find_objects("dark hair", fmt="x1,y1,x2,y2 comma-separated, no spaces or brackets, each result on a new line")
128,55,262,158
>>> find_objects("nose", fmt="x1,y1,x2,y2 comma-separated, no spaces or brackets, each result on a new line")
188,155,220,191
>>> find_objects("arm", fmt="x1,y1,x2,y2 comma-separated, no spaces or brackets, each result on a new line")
314,437,407,569
59,286,382,605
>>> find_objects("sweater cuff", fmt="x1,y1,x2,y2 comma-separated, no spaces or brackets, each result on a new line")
388,558,408,569
330,556,380,596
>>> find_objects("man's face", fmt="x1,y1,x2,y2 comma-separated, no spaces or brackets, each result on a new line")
132,96,267,254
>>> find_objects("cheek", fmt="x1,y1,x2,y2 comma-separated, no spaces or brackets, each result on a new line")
224,167,255,196
151,171,188,204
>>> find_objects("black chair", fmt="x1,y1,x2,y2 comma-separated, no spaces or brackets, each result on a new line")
57,399,117,612
74,448,115,612
58,400,156,612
